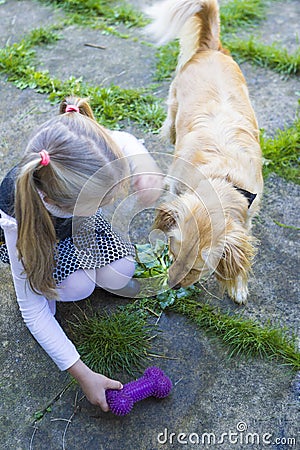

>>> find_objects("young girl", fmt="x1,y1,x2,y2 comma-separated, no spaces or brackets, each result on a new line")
0,96,163,412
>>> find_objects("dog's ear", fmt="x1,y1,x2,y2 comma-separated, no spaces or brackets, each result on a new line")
154,204,178,232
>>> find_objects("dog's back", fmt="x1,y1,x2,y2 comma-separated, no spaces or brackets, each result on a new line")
146,0,262,198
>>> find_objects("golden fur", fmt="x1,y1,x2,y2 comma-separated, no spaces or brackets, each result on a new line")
146,0,263,303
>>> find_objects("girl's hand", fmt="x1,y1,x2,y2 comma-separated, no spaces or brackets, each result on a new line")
133,172,165,206
68,359,123,412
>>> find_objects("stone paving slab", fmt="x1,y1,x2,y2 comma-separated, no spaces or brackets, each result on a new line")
0,1,299,449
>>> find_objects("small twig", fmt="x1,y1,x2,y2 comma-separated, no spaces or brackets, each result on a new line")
29,425,38,450
50,418,72,423
145,307,160,317
148,353,179,360
174,376,184,386
62,392,84,450
84,43,106,50
155,311,163,326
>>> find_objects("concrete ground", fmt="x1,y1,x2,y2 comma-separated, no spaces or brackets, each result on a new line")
0,0,299,449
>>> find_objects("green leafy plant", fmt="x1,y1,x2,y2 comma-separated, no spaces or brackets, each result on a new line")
134,240,171,297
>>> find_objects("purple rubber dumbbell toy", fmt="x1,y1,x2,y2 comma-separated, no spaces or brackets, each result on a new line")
106,366,172,416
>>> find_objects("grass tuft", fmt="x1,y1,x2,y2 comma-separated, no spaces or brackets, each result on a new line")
220,0,266,34
171,298,300,369
69,309,154,377
261,116,300,183
37,0,147,28
225,37,300,76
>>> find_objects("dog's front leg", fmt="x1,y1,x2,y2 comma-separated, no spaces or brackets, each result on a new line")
226,275,249,305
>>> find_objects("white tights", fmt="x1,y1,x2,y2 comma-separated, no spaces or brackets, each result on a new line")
57,256,136,302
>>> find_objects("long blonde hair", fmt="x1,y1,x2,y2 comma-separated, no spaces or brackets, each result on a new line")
15,96,129,299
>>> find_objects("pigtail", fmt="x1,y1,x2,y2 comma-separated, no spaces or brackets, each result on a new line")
59,96,96,120
15,158,58,299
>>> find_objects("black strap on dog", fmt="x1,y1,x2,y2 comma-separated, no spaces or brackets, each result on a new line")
234,186,257,209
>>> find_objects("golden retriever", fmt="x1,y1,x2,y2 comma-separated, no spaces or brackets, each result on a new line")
145,0,263,304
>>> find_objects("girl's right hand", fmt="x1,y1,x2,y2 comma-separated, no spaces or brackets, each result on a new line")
68,359,123,412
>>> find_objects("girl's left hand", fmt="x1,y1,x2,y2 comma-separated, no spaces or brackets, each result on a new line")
133,172,165,206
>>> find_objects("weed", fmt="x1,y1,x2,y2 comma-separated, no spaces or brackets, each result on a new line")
273,220,300,231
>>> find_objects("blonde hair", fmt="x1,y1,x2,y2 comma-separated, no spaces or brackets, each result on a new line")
15,96,129,299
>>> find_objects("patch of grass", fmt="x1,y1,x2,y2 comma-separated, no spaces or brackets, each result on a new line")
38,0,147,28
69,309,154,377
171,298,300,369
0,27,61,80
154,41,179,81
261,116,300,183
0,32,165,130
225,37,300,76
154,36,300,81
220,0,267,34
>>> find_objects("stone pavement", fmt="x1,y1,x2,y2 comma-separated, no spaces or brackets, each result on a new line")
0,1,299,449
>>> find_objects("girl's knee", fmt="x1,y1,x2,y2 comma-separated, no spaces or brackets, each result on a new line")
57,269,95,301
96,256,135,290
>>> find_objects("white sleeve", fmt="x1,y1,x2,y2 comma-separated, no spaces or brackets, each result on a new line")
0,210,80,371
110,130,161,174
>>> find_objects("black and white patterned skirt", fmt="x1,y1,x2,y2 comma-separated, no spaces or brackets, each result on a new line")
0,211,135,285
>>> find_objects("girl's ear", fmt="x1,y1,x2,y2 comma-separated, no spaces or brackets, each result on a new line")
153,204,178,232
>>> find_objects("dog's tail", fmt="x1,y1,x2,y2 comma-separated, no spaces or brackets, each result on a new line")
145,0,222,69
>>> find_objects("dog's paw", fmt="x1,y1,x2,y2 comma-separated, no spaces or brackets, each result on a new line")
228,277,248,305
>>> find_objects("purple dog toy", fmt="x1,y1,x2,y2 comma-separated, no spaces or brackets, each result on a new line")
106,366,172,416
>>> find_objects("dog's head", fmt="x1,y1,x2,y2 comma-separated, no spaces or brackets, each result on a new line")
154,188,255,289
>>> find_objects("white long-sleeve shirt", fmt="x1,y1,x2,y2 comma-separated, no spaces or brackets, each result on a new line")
0,131,161,371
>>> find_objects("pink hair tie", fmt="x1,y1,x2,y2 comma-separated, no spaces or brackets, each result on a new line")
65,104,80,113
39,150,50,166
